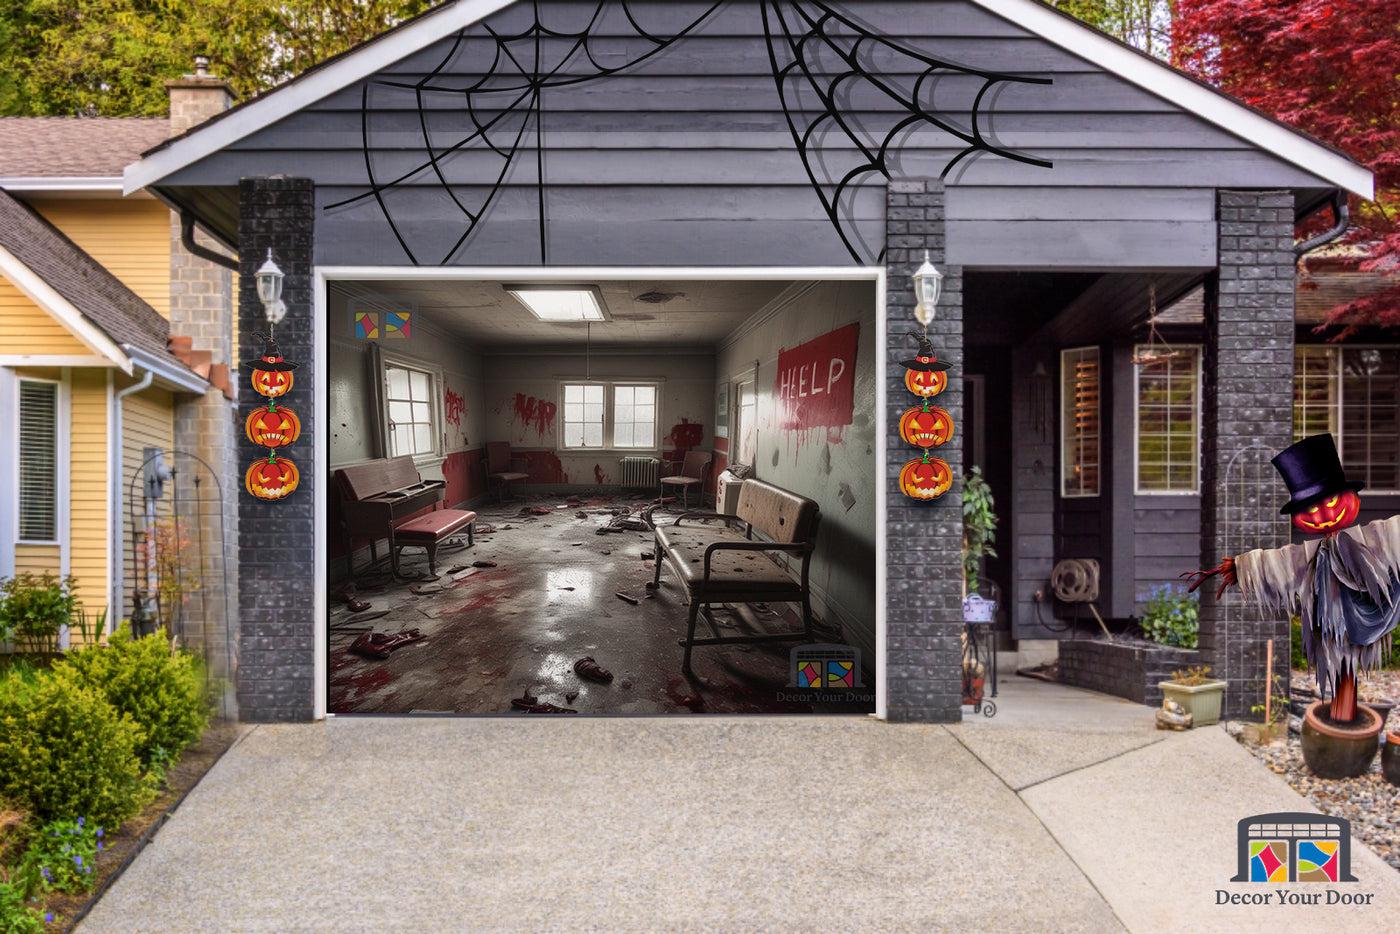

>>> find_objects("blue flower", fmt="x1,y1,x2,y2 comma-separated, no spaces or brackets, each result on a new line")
75,855,83,867
96,828,103,839
41,868,51,881
77,817,84,828
97,841,104,853
46,913,53,923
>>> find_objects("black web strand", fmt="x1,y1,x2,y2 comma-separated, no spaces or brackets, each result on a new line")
534,0,546,266
411,29,487,227
359,83,418,264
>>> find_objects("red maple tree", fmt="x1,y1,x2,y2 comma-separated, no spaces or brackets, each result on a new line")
1173,0,1400,337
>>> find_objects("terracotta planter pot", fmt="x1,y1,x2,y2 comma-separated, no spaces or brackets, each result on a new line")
1301,701,1383,779
1383,733,1400,788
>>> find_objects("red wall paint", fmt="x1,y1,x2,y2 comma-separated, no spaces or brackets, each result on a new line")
512,393,557,438
519,450,567,484
594,464,609,485
775,323,858,430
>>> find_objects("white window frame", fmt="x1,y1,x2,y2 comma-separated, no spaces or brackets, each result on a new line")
732,374,757,467
558,380,662,453
1295,344,1400,494
378,353,443,465
1060,346,1101,498
1133,344,1202,495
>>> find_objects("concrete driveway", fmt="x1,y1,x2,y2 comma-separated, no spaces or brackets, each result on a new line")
78,678,1400,933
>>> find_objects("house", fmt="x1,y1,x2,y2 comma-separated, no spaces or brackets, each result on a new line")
121,0,1378,723
0,72,240,693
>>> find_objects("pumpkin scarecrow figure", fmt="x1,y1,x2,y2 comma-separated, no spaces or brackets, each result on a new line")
1183,434,1400,724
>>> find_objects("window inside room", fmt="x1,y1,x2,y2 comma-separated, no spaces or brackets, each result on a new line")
1293,346,1400,491
733,378,756,466
383,361,438,458
19,379,58,541
1060,346,1100,497
561,382,658,450
1135,345,1200,493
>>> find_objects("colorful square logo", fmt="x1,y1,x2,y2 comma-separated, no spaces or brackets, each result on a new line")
1296,839,1340,882
355,312,380,339
384,310,411,339
796,661,821,688
826,660,854,688
1248,841,1289,882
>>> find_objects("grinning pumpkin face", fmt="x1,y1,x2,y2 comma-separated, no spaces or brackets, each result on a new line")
245,404,301,448
899,456,952,500
1292,491,1361,535
899,405,953,449
251,368,293,398
246,455,300,500
904,368,947,398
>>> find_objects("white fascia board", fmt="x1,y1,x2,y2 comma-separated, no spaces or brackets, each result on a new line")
0,177,126,192
123,0,517,195
0,244,133,374
971,0,1374,200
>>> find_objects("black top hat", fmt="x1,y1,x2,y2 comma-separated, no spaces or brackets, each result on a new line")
241,333,298,372
901,335,952,373
1271,433,1364,514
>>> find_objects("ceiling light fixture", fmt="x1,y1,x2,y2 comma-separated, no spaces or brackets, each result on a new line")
504,284,609,322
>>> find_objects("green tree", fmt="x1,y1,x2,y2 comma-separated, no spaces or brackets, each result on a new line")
1047,0,1176,60
0,0,437,117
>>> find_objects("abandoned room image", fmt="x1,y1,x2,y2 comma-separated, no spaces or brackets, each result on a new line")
325,275,880,715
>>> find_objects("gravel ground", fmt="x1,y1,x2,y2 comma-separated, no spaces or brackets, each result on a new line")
1234,669,1400,873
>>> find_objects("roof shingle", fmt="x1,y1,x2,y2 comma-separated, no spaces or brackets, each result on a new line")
0,188,189,368
0,117,171,178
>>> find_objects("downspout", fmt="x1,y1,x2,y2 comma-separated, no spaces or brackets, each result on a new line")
181,211,239,272
111,368,153,633
1295,191,1350,257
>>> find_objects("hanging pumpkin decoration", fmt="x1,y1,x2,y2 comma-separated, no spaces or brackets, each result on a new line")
243,333,298,398
899,455,952,500
246,454,300,500
245,403,301,449
898,405,953,449
904,367,947,398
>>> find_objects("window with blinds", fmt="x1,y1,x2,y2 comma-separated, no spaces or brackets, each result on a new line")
1293,346,1400,492
19,379,58,541
1060,347,1100,497
1136,345,1201,493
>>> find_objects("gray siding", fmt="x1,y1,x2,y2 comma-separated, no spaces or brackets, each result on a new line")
1133,496,1202,609
159,0,1332,269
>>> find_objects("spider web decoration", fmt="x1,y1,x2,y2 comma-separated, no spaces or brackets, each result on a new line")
325,1,722,265
327,1,1053,266
761,0,1052,263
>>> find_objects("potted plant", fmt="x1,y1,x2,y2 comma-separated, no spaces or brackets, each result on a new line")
962,466,998,622
1159,665,1227,727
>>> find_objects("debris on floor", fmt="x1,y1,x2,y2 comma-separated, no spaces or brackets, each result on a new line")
410,582,443,594
510,689,577,714
349,629,426,660
472,561,497,568
615,592,639,605
520,505,552,516
574,657,614,683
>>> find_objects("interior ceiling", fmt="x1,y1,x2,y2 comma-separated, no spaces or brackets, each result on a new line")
329,279,798,350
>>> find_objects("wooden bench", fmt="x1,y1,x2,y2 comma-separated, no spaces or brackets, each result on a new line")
335,455,476,578
647,479,820,675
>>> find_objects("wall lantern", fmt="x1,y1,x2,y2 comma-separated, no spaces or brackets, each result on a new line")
912,251,943,328
256,250,287,325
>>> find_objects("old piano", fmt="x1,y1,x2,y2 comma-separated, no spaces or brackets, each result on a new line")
335,455,475,577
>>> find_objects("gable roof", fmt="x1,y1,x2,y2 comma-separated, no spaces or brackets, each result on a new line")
125,0,1373,200
0,188,202,383
2,118,171,190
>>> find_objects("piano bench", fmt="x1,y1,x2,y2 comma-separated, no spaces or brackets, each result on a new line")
392,509,476,576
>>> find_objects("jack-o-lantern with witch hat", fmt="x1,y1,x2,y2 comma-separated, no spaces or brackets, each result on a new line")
244,333,298,398
1184,434,1399,728
901,334,951,398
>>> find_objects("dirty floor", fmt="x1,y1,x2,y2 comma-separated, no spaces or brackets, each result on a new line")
328,493,873,715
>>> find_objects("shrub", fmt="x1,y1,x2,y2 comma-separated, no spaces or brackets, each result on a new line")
0,881,44,934
0,574,77,653
53,628,209,765
1137,584,1199,649
0,677,150,829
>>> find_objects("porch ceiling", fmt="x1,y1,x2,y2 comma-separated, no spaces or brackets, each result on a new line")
329,277,798,350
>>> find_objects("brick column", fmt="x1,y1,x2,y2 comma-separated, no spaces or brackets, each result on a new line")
885,179,963,723
1200,190,1295,718
237,178,315,722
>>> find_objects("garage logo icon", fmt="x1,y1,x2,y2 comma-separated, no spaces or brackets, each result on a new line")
1231,812,1356,883
789,644,863,690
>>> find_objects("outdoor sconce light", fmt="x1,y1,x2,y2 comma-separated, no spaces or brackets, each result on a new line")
256,250,287,325
912,251,943,328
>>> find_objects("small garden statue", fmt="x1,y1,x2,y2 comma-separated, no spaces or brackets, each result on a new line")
1183,434,1399,724
1155,697,1192,731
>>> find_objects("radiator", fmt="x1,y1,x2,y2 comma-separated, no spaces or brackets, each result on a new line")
618,456,660,489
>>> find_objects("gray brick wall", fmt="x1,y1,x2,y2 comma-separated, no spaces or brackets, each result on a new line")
1060,640,1200,706
885,179,963,723
1200,190,1295,719
236,178,316,722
